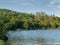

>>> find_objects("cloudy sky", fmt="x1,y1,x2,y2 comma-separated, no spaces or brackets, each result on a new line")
0,0,60,16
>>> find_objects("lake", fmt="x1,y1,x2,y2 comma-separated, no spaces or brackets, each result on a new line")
7,30,60,45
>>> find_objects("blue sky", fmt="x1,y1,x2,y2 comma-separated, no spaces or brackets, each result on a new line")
0,0,60,17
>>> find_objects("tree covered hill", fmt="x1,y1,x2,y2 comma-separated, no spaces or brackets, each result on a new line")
0,9,60,31
1,9,60,42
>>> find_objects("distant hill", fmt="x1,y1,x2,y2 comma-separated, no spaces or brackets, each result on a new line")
1,8,60,42
0,8,60,30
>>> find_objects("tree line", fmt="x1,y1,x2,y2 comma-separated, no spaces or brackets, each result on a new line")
0,9,60,40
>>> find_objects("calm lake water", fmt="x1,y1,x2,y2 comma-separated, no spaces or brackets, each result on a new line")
7,30,60,45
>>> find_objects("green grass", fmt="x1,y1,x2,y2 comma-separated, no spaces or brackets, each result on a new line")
0,40,4,45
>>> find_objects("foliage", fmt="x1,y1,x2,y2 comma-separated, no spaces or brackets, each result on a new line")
0,40,5,45
0,9,60,40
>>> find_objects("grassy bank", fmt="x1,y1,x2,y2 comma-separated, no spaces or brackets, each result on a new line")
0,40,5,45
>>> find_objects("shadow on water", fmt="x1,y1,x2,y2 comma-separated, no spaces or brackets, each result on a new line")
6,30,60,45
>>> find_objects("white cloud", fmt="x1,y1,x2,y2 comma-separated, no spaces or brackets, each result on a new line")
56,5,60,9
54,11,60,17
50,1,54,5
48,0,60,17
49,0,60,9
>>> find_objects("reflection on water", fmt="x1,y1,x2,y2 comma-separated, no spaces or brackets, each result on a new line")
7,30,60,45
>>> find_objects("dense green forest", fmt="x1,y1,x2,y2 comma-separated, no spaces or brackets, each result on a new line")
0,9,60,41
0,9,60,30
